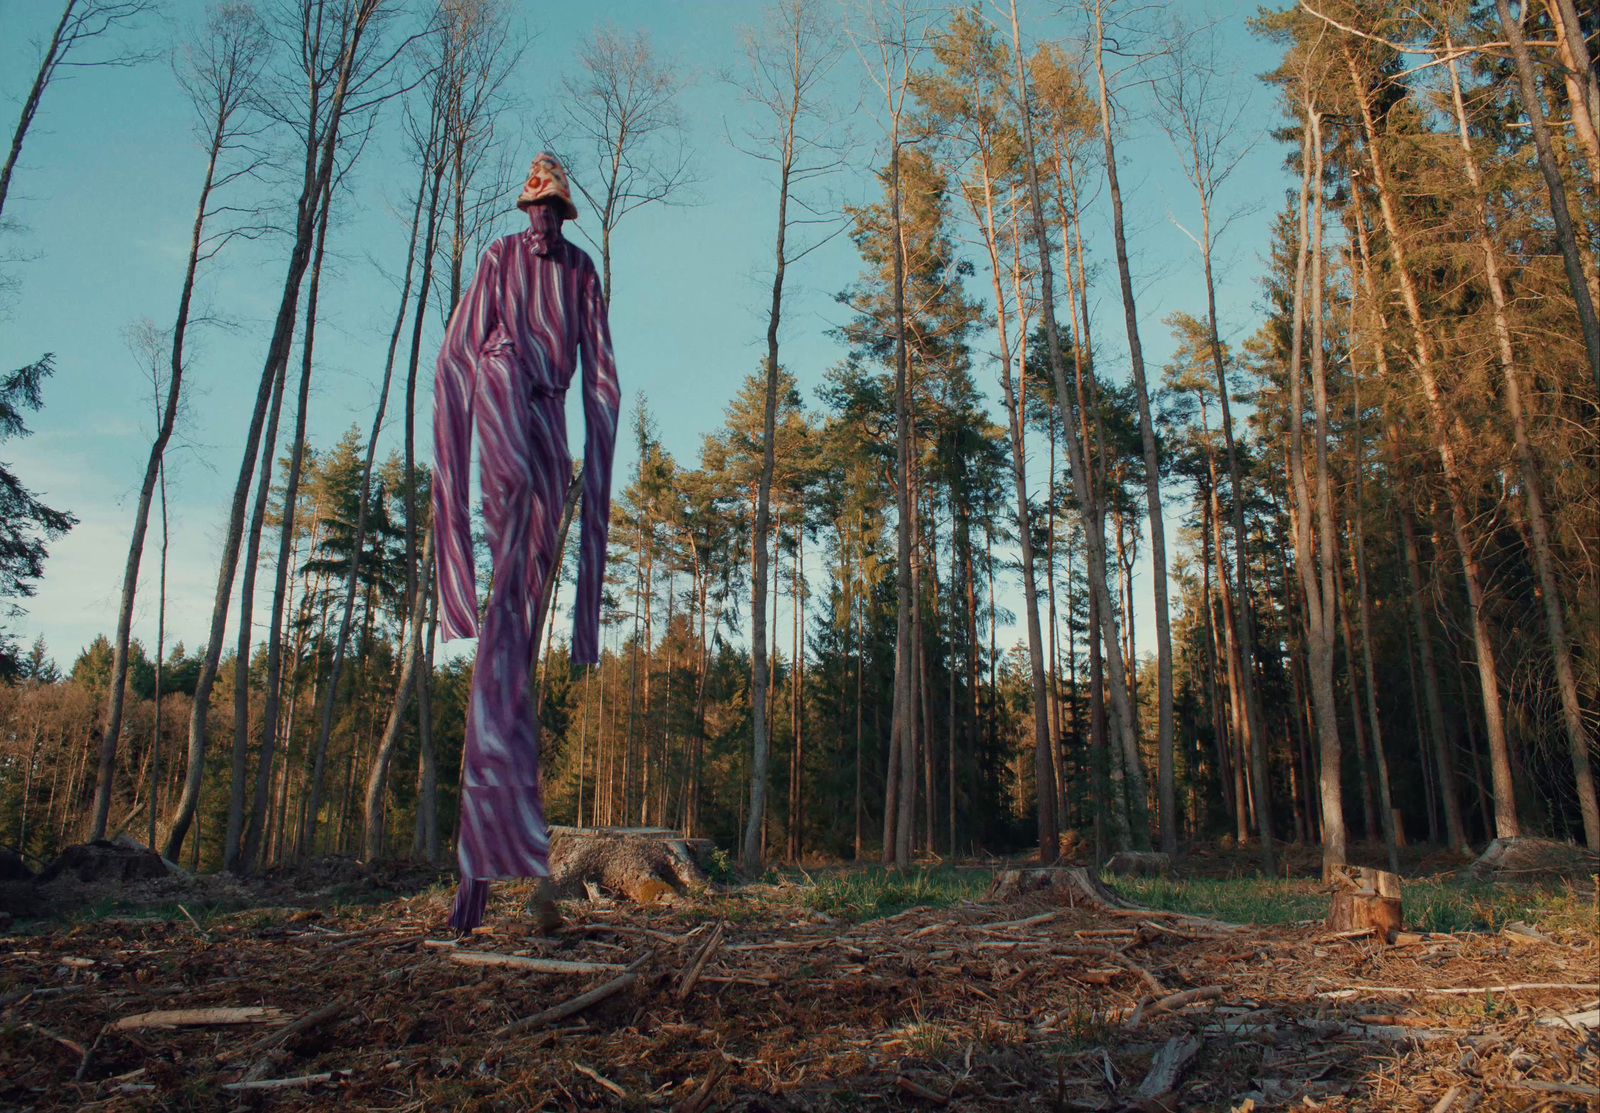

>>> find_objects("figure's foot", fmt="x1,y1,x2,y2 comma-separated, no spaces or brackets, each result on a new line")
530,879,563,935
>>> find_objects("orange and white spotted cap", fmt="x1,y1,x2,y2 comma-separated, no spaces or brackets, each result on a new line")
516,152,578,219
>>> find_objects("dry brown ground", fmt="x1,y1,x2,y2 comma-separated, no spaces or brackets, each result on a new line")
1,870,1596,1112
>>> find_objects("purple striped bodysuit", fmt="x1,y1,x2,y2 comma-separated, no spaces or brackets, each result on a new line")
432,202,619,931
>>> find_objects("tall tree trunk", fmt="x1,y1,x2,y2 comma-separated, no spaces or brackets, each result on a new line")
974,169,1055,861
149,463,167,851
888,137,916,870
363,527,435,860
165,3,375,863
742,117,794,873
1345,330,1400,867
1348,51,1518,839
223,347,290,870
1349,190,1468,856
91,103,226,840
1444,46,1599,851
1088,0,1168,853
1008,0,1142,854
1197,181,1273,870
237,173,336,873
1285,110,1345,879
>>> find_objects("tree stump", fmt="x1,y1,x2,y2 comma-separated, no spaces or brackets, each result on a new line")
1326,866,1403,942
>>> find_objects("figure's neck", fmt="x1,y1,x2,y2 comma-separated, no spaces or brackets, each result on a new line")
526,203,564,239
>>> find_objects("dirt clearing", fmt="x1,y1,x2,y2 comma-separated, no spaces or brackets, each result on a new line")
1,859,1596,1111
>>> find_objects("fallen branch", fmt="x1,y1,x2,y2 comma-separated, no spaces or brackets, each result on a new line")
220,995,350,1062
497,971,638,1036
1318,982,1599,999
974,911,1057,933
220,1071,346,1092
1098,907,1246,932
112,1007,286,1031
1138,985,1223,1025
1504,1079,1600,1098
447,952,623,975
697,974,773,987
19,1022,85,1058
895,1075,949,1105
676,920,724,1002
571,923,688,944
1537,1006,1599,1030
1430,1083,1465,1113
1142,919,1230,941
572,1061,628,1098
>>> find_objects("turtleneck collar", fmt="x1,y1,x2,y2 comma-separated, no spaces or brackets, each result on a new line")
524,202,565,256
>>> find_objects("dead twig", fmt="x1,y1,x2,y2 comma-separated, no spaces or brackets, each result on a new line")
176,904,211,943
677,920,724,1002
572,1061,628,1098
896,1075,950,1104
674,1061,726,1113
446,952,624,975
1318,982,1599,998
1145,985,1224,1017
220,1070,347,1092
20,1022,85,1059
220,994,350,1062
497,971,638,1036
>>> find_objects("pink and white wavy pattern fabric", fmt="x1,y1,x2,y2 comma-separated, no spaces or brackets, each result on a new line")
432,203,619,930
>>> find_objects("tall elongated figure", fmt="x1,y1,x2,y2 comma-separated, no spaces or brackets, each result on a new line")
433,154,620,931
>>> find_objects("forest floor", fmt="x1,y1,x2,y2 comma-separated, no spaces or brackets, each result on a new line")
1,843,1596,1112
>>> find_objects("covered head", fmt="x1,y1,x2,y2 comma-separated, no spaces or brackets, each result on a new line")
516,152,578,220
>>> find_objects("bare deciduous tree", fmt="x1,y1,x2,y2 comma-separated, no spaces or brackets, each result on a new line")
1,0,158,223
90,1,268,843
731,0,847,874
1150,20,1277,870
558,23,696,304
164,0,406,866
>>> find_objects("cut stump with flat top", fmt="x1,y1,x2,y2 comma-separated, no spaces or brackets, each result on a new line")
1326,866,1402,942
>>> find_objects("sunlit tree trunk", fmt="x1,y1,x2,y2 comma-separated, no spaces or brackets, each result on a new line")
1347,51,1518,840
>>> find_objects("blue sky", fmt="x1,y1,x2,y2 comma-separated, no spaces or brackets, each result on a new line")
0,0,1292,672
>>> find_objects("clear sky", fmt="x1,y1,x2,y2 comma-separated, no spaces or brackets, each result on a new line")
0,0,1292,673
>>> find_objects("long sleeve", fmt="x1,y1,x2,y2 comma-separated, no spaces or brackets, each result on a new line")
572,256,620,665
432,240,503,642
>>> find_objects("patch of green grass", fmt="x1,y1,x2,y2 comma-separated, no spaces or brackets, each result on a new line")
801,866,989,922
1113,873,1597,937
1111,875,1326,925
1404,878,1597,936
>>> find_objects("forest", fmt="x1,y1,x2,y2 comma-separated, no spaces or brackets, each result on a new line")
1,0,1597,889
3,1,1600,1109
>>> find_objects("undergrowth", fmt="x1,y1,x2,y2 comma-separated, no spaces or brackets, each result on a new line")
798,866,989,921
1112,874,1598,936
